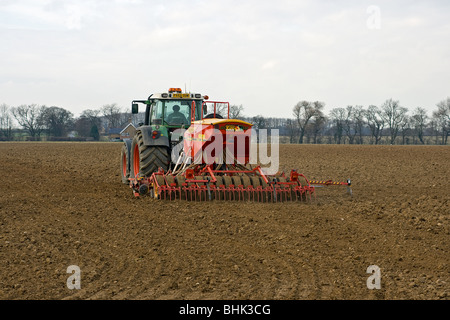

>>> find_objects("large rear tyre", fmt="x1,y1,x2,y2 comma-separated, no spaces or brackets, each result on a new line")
130,131,170,179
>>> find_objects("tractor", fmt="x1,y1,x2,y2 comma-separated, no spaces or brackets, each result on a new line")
121,88,351,201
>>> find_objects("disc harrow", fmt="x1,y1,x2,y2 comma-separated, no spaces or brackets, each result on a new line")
128,165,351,202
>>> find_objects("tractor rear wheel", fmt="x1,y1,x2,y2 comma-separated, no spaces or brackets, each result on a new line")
130,132,170,179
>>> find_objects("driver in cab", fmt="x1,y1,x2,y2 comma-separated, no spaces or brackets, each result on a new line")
166,105,188,124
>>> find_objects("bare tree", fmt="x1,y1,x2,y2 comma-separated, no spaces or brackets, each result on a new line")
75,109,102,139
381,99,408,145
251,115,266,130
304,122,314,144
365,105,385,145
11,104,46,139
286,118,299,144
101,103,123,129
400,115,411,145
310,113,327,144
411,107,428,144
433,97,450,145
229,104,244,119
305,109,327,144
213,103,229,118
329,108,346,144
0,104,14,140
428,119,440,145
81,109,101,124
293,100,324,144
353,106,366,144
41,106,74,137
343,106,359,144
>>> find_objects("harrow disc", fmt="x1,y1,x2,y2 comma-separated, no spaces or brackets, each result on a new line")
241,175,252,201
232,176,243,201
154,175,165,199
165,175,176,200
214,176,225,201
175,175,187,201
250,176,262,202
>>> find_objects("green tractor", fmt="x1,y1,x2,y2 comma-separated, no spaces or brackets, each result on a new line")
120,87,214,184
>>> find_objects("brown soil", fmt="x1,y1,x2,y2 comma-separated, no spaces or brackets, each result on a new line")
0,143,448,300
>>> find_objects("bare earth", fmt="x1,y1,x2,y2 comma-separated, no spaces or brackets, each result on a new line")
0,142,448,300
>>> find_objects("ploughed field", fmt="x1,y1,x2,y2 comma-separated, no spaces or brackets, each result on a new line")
0,142,448,300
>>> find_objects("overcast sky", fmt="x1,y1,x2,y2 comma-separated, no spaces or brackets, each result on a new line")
1,0,449,118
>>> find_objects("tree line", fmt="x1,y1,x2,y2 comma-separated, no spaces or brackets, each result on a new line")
0,98,449,145
0,103,131,141
241,98,449,145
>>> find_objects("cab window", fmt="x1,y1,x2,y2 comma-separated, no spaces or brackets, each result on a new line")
150,99,204,126
165,101,190,125
150,101,163,125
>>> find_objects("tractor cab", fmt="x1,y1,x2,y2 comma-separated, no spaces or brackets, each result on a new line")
129,88,234,155
132,88,212,130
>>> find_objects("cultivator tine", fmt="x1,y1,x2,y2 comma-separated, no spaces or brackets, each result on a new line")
237,186,243,201
197,186,202,201
265,187,270,203
180,186,186,201
254,186,261,202
215,186,220,200
249,186,256,202
237,185,243,201
285,189,290,201
217,186,224,201
229,185,235,201
276,187,282,202
206,184,212,201
195,188,199,201
201,185,207,201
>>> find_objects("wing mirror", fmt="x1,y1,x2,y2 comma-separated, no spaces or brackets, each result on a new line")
132,103,139,114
